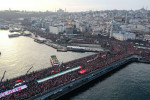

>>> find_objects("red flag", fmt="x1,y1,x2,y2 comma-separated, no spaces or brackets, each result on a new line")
16,80,22,83
78,69,86,74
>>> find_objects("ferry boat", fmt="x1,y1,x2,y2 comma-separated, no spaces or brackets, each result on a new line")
50,55,61,66
8,34,20,38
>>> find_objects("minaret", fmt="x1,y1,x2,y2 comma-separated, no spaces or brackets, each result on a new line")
109,15,115,38
9,8,11,11
125,13,128,25
109,20,113,38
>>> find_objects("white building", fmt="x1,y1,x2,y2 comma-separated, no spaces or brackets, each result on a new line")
113,32,135,41
49,25,64,34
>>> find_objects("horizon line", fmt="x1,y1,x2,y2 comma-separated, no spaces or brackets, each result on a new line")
0,8,149,13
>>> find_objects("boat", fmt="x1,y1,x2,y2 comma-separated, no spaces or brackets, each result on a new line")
57,47,67,52
0,26,9,30
34,38,46,44
8,34,20,38
50,55,61,66
23,33,31,36
9,28,14,32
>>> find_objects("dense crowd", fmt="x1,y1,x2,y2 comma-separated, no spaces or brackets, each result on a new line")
1,36,150,100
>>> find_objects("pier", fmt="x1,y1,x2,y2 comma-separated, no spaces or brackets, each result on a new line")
67,46,104,52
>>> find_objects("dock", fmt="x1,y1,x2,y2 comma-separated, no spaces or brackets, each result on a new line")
67,46,104,52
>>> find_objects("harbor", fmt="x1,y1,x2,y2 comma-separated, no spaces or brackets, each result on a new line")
25,32,104,53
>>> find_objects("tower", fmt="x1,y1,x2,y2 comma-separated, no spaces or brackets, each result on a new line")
109,20,113,38
125,13,128,25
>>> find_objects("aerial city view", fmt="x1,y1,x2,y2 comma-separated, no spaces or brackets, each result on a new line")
0,0,150,100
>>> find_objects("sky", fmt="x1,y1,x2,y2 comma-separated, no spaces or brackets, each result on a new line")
0,0,150,12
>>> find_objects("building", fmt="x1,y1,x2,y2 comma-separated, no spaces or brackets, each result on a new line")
65,27,73,34
79,25,86,33
49,25,64,34
144,35,150,41
106,20,121,38
113,32,135,41
57,9,64,14
75,21,80,29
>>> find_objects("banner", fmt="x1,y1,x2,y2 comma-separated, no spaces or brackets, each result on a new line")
37,66,82,83
0,85,27,98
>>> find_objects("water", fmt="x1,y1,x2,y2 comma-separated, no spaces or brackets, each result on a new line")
0,30,94,80
66,63,150,100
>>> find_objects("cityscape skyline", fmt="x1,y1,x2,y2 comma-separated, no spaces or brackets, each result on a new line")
0,0,150,12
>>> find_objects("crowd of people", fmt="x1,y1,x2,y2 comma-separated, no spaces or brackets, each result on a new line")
1,36,150,100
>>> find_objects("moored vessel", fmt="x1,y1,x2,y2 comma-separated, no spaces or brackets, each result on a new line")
8,34,20,38
50,55,61,66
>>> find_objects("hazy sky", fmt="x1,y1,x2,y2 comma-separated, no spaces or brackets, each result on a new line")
0,0,150,12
